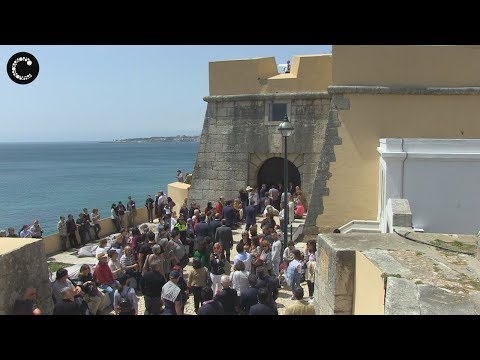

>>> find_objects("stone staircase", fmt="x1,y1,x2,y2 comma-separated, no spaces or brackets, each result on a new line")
282,215,307,243
253,214,307,243
338,220,380,234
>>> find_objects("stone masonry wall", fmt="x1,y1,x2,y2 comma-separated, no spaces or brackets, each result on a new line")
0,239,54,315
315,234,355,315
189,93,335,233
303,105,342,235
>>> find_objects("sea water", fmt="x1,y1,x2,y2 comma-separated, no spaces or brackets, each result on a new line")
0,142,198,236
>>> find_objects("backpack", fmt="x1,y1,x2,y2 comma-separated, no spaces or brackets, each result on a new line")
118,287,135,315
79,299,90,315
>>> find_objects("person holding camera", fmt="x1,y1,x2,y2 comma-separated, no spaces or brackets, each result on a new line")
30,219,43,239
75,264,108,315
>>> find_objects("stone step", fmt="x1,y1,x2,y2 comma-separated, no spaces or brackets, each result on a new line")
338,220,380,234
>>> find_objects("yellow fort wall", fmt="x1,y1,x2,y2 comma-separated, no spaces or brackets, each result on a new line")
333,45,480,87
317,45,480,232
205,46,480,233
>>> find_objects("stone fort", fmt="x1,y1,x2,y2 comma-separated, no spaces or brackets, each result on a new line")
187,54,336,236
189,46,480,237
186,46,480,314
5,46,480,314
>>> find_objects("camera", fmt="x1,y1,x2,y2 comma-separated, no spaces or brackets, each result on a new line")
84,283,96,296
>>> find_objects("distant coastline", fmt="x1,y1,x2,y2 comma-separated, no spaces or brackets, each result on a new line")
101,135,200,143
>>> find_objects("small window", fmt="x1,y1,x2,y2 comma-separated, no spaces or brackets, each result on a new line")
271,103,287,121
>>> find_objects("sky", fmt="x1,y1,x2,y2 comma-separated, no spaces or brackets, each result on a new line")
0,45,331,142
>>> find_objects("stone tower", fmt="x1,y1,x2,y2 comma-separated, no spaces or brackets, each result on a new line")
188,54,340,235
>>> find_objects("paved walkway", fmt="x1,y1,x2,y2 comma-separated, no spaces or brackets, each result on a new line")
47,215,309,315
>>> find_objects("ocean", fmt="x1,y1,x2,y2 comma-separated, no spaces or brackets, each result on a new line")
0,142,198,236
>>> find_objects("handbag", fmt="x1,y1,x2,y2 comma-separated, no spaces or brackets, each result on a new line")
224,259,232,274
206,273,213,287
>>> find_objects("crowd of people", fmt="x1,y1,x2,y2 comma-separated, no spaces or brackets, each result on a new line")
0,199,139,251
11,170,317,315
0,220,44,239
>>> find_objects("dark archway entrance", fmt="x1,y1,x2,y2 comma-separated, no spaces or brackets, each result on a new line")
257,157,301,190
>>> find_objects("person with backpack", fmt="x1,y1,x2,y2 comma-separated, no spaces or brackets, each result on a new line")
168,229,188,268
114,274,137,315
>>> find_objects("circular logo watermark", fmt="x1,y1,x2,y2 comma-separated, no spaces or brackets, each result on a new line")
7,52,39,84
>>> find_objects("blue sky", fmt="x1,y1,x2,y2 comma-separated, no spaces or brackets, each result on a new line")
0,45,331,142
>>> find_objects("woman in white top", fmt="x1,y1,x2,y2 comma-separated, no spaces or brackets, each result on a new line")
229,260,250,296
108,249,125,280
111,203,120,232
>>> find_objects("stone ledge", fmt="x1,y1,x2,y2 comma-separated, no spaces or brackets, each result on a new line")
328,85,480,95
385,277,420,315
204,92,331,102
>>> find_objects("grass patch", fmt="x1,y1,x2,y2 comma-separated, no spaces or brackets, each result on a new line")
415,280,423,285
440,250,455,257
457,273,480,291
430,239,476,254
48,262,74,273
415,251,424,256
464,279,480,291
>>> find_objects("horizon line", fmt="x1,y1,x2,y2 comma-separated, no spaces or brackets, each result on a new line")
0,136,202,144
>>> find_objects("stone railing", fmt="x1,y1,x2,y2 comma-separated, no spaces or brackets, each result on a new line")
42,181,191,256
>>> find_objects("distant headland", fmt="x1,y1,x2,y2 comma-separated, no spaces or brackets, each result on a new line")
102,135,200,143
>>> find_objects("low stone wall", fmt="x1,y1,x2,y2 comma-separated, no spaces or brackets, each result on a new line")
43,207,149,255
0,238,54,314
315,234,355,315
316,232,480,315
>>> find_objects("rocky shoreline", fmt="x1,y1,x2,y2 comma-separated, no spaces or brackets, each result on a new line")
103,135,200,143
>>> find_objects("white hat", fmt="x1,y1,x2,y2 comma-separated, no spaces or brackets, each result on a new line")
246,186,253,191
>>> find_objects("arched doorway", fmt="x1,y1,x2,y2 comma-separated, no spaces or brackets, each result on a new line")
257,157,301,190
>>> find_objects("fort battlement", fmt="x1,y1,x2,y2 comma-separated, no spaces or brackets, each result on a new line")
209,54,332,96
